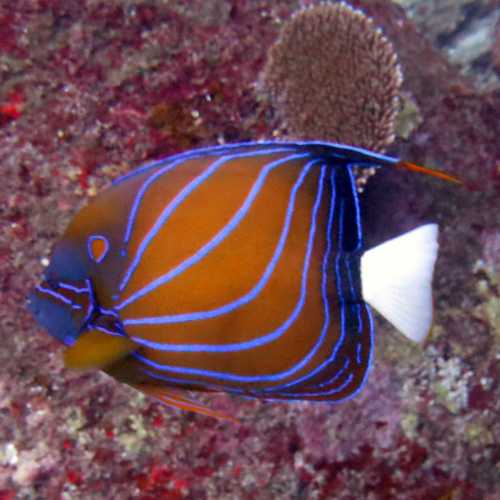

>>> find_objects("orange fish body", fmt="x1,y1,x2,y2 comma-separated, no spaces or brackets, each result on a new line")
28,141,451,418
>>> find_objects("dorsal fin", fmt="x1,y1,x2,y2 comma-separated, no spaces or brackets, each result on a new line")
395,160,462,185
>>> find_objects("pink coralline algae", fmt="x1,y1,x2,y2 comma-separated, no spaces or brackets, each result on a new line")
0,1,499,499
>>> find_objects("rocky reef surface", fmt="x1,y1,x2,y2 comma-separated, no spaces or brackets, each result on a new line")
0,1,498,498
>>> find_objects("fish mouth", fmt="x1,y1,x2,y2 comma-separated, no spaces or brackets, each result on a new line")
27,287,79,346
29,277,127,345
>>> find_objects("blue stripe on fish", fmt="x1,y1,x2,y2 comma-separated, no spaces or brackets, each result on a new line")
130,164,327,361
118,148,307,297
263,170,353,395
35,284,82,311
122,159,319,328
112,140,399,187
126,158,373,401
117,151,312,311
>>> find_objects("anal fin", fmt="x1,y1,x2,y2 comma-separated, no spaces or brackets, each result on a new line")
133,383,239,424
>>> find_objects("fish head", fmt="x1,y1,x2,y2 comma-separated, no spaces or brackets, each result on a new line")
27,177,131,342
27,213,139,372
27,236,96,346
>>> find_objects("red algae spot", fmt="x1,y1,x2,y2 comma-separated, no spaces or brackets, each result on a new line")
136,463,176,498
152,414,164,428
62,439,74,451
69,147,108,190
150,464,173,486
9,400,25,422
398,441,428,474
0,491,17,500
171,478,189,491
0,89,24,125
192,466,214,478
92,446,115,464
104,426,115,439
66,469,83,486
468,383,494,411
232,464,242,478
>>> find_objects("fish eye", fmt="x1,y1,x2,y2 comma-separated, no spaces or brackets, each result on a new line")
87,235,110,263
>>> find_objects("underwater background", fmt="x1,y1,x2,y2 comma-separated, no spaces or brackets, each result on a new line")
0,0,499,498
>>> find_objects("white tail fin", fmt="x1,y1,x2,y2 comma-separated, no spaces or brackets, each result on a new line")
360,224,438,343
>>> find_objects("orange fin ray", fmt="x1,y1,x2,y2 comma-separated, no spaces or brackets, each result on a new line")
133,384,239,424
395,160,463,185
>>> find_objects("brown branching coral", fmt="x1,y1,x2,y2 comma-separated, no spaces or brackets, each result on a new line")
261,1,403,152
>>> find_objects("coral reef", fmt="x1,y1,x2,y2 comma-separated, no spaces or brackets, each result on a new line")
261,2,402,151
394,0,480,39
393,0,500,89
0,1,499,499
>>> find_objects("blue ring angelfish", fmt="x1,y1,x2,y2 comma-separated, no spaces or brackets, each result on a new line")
27,141,459,421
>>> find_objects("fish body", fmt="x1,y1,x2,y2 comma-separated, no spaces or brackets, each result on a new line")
28,141,446,418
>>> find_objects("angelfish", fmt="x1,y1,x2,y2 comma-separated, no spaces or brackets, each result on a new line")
27,141,459,421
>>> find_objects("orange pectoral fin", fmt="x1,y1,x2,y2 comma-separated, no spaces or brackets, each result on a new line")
396,160,463,185
133,383,239,424
63,329,138,370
